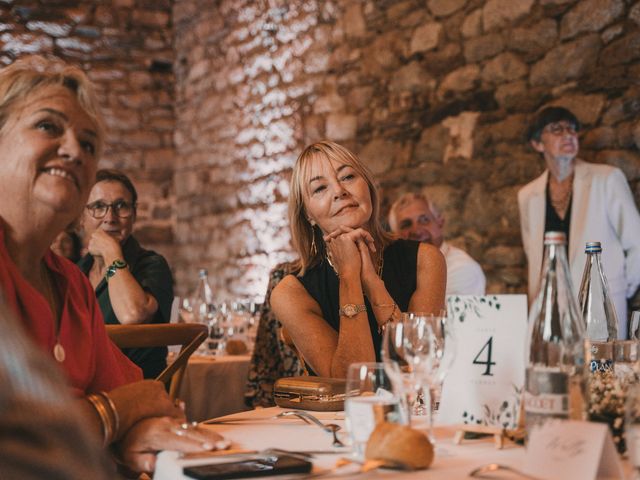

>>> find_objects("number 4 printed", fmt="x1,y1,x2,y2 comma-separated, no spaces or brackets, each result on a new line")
473,337,496,376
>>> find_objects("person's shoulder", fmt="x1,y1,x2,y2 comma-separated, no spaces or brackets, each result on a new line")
271,274,306,307
446,244,483,270
127,237,171,271
417,242,445,266
578,159,623,178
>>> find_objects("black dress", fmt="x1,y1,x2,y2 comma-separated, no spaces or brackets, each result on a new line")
298,239,419,361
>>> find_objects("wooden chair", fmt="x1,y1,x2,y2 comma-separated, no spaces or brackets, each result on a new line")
106,323,207,400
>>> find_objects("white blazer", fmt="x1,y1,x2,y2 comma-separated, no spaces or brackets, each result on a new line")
518,160,640,338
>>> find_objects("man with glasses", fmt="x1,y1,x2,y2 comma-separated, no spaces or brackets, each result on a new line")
388,192,486,296
78,169,174,378
518,106,640,338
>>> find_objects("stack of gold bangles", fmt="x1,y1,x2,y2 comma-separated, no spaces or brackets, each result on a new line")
86,391,120,446
375,302,399,333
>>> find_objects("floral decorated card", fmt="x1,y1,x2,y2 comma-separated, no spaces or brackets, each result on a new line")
437,295,528,430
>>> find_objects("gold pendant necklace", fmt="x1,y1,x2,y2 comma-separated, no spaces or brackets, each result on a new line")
53,342,66,362
41,263,65,363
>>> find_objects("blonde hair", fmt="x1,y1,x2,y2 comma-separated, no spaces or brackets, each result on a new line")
289,140,393,275
0,55,104,157
388,192,441,232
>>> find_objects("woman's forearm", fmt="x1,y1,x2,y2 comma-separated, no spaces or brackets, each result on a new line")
331,272,375,377
363,276,400,329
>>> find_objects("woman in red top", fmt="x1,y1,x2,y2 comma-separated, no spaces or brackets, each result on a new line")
0,56,223,474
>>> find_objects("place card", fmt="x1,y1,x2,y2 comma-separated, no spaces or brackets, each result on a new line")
523,420,624,480
437,295,528,429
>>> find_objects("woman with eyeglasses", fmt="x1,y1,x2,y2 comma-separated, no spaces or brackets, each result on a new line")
78,169,173,379
519,106,640,337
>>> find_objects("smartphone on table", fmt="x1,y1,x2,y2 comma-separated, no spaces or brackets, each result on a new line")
183,454,313,479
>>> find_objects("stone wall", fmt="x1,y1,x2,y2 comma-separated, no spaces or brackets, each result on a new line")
1,1,639,302
0,0,176,259
174,0,640,300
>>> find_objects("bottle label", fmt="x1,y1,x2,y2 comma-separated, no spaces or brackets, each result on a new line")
524,391,569,415
589,359,614,373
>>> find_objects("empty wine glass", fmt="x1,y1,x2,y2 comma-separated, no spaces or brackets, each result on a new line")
344,362,409,459
381,321,427,420
402,312,456,443
176,296,195,323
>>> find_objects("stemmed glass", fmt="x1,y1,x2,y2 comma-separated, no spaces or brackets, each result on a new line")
382,313,456,443
176,296,195,323
381,321,427,420
344,362,409,460
405,313,456,416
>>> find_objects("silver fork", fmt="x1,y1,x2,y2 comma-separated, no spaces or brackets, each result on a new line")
276,411,346,447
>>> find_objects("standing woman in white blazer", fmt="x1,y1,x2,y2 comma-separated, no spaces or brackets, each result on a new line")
518,106,640,339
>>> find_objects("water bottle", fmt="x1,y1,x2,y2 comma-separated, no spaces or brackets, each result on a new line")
194,269,214,318
524,232,586,434
578,242,618,373
193,269,217,354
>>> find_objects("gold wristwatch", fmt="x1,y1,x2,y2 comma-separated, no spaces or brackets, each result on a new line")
339,303,367,317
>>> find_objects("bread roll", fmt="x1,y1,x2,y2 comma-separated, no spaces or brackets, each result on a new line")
225,339,248,355
365,422,434,470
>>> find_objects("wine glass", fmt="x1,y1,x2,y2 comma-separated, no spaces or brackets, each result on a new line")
402,312,456,442
381,321,427,420
344,362,408,460
176,296,195,323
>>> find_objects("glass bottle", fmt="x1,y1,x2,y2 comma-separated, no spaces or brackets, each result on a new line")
194,268,215,319
579,242,630,453
191,269,215,354
579,242,618,340
524,231,586,433
578,242,618,372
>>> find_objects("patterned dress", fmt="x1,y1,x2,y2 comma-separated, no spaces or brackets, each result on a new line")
244,261,305,407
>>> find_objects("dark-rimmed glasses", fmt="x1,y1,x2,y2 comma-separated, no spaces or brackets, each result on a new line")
86,200,135,219
543,122,578,137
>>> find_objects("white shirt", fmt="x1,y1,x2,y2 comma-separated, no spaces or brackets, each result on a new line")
441,242,486,296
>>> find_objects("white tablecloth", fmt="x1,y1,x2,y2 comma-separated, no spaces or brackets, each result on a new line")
154,407,547,479
178,354,251,422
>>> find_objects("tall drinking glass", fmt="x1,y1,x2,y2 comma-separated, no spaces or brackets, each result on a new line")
344,362,408,459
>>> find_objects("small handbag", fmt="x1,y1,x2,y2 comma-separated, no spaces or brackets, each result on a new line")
273,376,347,411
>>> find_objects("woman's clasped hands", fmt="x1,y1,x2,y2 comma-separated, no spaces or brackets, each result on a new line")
324,226,380,287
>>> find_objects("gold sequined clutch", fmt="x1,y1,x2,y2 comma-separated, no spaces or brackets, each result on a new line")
273,376,346,411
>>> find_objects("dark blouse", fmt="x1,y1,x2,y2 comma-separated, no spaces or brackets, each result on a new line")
298,239,419,361
544,183,573,242
78,235,174,379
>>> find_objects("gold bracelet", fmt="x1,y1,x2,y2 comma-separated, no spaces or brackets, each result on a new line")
372,302,395,308
98,391,120,442
86,394,113,446
377,303,399,334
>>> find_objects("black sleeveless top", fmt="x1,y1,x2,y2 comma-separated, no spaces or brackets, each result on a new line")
298,239,419,361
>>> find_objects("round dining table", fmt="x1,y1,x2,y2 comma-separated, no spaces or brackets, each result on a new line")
178,354,252,422
155,406,620,479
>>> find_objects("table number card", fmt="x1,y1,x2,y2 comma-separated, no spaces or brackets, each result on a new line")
437,295,528,430
524,420,624,480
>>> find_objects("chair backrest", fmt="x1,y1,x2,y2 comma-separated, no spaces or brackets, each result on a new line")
106,323,207,400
